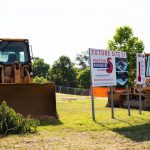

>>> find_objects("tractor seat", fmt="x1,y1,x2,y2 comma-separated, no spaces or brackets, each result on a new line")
8,54,16,63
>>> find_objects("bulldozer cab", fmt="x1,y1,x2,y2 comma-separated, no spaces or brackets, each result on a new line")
0,39,31,65
0,39,32,83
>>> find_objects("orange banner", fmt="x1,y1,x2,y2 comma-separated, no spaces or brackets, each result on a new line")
90,87,109,97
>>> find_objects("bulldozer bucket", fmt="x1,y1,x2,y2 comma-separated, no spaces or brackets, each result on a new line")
0,83,58,119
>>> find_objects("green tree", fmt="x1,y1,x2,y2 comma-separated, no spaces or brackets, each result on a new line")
76,50,89,70
32,57,50,78
108,26,144,85
50,56,77,87
77,67,90,88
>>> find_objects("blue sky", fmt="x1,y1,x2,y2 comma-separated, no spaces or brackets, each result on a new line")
0,0,149,65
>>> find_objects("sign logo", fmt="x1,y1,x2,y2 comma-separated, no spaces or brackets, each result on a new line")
106,57,113,73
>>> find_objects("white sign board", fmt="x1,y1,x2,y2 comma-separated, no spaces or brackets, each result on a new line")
89,49,127,87
89,49,115,86
136,53,145,85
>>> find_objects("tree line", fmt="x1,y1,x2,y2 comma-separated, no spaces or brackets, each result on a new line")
33,26,144,88
33,55,90,88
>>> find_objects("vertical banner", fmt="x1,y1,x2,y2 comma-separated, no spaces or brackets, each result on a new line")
115,52,130,116
115,55,128,87
136,53,145,85
136,53,145,115
89,49,117,87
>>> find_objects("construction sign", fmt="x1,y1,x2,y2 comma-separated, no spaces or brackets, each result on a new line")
89,48,127,87
136,53,145,85
89,49,117,86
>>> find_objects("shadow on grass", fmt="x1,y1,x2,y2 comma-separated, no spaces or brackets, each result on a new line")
113,122,150,142
114,118,133,126
39,119,63,126
95,119,150,142
131,116,150,121
94,121,111,130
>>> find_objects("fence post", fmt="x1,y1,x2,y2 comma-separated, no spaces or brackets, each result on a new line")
59,86,61,93
67,87,69,94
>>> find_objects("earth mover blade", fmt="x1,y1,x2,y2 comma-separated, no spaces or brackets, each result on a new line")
0,83,58,118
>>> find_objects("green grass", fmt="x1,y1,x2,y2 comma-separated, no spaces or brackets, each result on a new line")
0,93,150,149
52,95,150,132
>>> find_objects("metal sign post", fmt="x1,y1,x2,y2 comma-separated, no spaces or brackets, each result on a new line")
110,86,114,119
126,85,130,116
89,48,95,121
139,84,142,115
91,86,95,121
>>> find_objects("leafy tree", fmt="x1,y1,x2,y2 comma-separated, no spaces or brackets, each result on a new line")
108,26,144,85
77,67,90,89
32,57,50,78
50,56,77,87
76,50,89,70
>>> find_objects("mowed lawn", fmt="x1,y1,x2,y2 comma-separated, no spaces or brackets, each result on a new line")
0,93,150,150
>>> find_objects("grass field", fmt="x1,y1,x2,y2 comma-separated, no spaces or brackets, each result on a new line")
0,93,150,150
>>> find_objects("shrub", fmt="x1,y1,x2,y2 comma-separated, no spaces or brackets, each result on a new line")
33,76,48,84
0,101,39,135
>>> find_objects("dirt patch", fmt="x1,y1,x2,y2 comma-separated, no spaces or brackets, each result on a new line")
56,93,107,101
0,131,149,150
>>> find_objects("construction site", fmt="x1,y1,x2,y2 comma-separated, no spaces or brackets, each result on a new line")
0,38,150,119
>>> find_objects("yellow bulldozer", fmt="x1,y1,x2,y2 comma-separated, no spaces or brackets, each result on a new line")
0,38,58,118
107,53,150,110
